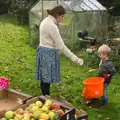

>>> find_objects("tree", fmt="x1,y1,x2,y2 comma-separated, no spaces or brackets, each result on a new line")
98,0,120,16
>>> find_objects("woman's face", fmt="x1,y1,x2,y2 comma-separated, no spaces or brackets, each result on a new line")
56,14,65,23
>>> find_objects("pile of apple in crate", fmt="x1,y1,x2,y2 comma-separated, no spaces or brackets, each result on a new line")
0,89,88,120
3,99,68,120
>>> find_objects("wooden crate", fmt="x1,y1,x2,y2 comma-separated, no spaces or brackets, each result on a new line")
3,95,75,120
0,88,32,118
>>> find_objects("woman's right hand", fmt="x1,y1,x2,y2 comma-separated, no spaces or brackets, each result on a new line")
76,58,84,66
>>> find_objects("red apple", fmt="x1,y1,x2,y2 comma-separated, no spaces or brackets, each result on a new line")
51,103,60,110
57,109,64,116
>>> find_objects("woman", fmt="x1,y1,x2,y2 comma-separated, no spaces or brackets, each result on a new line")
36,5,83,95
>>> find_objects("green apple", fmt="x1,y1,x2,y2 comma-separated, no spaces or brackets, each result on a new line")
16,108,24,115
30,118,35,120
1,118,7,120
31,106,39,112
24,113,30,119
48,111,56,120
13,116,19,120
29,103,35,108
25,107,32,113
22,117,29,120
41,106,49,113
5,111,14,119
35,101,43,108
15,114,23,120
33,110,41,119
44,103,51,109
45,100,53,106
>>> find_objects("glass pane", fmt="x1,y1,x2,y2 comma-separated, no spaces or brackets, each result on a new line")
90,0,106,10
29,0,57,47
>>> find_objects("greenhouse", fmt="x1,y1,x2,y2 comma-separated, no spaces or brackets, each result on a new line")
29,0,107,47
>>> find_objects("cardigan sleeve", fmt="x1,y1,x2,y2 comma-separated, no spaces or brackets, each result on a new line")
49,24,83,65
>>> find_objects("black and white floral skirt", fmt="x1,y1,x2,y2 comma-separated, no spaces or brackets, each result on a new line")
35,46,60,83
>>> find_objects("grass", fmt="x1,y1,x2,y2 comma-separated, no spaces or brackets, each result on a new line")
0,14,120,120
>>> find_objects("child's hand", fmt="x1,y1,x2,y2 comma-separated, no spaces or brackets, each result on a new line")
103,74,110,78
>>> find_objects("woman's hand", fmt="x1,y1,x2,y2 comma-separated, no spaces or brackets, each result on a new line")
76,58,84,66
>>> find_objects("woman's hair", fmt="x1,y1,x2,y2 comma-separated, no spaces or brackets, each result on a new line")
47,5,66,17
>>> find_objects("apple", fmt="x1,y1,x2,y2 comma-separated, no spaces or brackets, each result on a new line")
1,118,7,120
45,100,52,106
39,113,49,120
48,111,56,120
31,106,39,112
22,118,29,120
25,107,32,113
37,108,42,111
5,111,14,119
57,109,64,116
29,113,33,118
43,103,51,109
35,101,43,108
29,103,35,108
41,106,49,113
51,103,60,110
30,118,35,120
16,108,24,115
15,114,23,120
23,113,30,119
33,110,41,119
13,116,19,120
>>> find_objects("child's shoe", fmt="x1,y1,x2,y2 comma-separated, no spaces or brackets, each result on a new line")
100,99,108,108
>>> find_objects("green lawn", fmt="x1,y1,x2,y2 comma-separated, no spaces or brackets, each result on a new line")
0,14,120,120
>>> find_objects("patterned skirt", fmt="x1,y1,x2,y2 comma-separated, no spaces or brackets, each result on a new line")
35,46,60,83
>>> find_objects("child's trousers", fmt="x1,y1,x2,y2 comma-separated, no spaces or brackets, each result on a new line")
101,83,109,106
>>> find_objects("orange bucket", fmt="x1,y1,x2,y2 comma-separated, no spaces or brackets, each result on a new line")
82,77,104,100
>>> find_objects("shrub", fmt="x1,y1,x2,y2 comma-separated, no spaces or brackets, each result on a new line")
1,0,37,24
0,0,8,14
